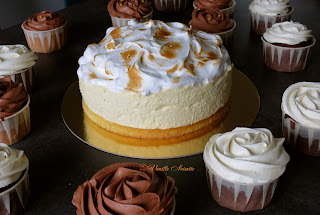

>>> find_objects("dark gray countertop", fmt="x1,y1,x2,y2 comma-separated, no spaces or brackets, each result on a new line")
0,0,319,214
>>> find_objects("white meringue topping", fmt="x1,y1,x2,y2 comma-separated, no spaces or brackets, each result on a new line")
77,20,232,96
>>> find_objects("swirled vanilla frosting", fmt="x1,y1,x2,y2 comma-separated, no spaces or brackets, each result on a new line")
282,82,320,129
77,20,231,96
204,127,290,184
0,143,29,188
263,21,313,45
249,0,291,16
0,45,38,74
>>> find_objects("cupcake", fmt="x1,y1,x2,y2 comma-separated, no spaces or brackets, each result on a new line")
249,0,293,35
154,0,188,12
108,0,153,27
190,8,236,50
21,11,67,53
0,77,31,145
203,127,290,212
72,163,177,214
0,143,30,215
282,82,320,156
193,0,236,18
262,21,316,72
0,45,37,92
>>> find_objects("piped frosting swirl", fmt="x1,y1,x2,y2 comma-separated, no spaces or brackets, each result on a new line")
190,8,234,33
249,0,291,16
194,0,233,10
0,77,29,119
204,127,290,184
0,143,29,188
72,163,176,215
23,11,66,31
108,0,152,19
0,45,38,74
263,21,313,45
282,82,320,129
77,20,231,96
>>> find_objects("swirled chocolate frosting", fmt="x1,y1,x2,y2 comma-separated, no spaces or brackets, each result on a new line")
195,0,232,10
190,8,234,33
23,11,66,31
72,163,177,215
0,77,28,119
107,0,152,19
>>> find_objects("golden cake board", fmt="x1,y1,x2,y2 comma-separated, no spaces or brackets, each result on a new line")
62,69,260,159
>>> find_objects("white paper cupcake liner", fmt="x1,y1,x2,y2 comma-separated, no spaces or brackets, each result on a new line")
0,168,30,215
0,97,31,145
249,7,293,35
110,10,153,27
215,19,236,51
193,0,236,18
282,108,320,156
204,164,278,212
154,0,188,12
0,66,35,92
21,22,67,53
262,37,316,72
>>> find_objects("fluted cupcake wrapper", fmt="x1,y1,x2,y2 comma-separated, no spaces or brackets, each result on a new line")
0,97,31,145
282,109,320,156
154,0,188,12
193,0,236,18
249,7,293,35
0,168,30,215
215,19,236,51
110,10,153,27
204,164,278,212
21,22,67,53
261,37,316,72
0,66,35,92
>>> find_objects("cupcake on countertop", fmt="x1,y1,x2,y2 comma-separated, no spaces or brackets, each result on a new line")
190,8,235,50
249,0,293,35
0,44,37,92
72,163,177,215
21,11,67,53
0,143,30,215
204,127,290,212
282,82,320,156
108,0,153,27
0,77,31,145
262,21,315,72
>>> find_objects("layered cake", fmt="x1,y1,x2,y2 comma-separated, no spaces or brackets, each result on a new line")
78,20,233,139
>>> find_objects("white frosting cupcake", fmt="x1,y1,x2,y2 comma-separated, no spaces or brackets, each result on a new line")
282,82,320,129
204,127,290,184
249,0,291,16
0,45,37,74
0,143,29,189
263,21,313,45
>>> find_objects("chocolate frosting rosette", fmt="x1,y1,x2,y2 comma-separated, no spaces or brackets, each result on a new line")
72,163,177,215
107,0,153,27
23,11,66,31
195,0,232,10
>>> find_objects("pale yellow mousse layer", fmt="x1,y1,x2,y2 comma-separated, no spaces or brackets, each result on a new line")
79,69,232,132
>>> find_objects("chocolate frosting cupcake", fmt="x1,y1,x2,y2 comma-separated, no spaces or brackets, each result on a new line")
72,163,176,215
108,0,152,19
0,77,28,119
195,0,232,10
190,8,234,33
23,11,66,31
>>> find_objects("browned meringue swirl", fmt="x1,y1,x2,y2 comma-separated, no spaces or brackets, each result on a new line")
23,11,66,31
190,8,234,33
195,0,232,10
0,77,28,119
107,0,152,19
72,163,177,215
